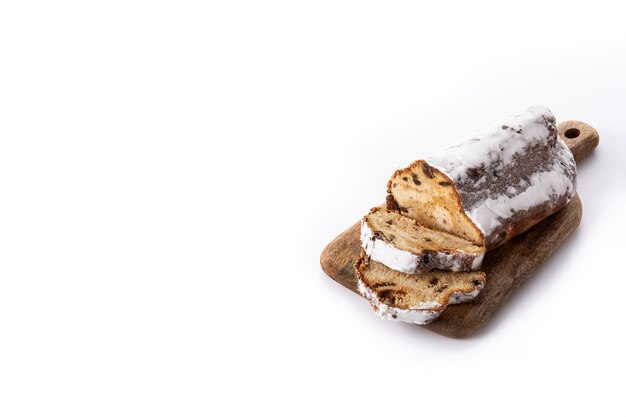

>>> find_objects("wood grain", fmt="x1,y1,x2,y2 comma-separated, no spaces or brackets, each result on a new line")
558,120,599,161
320,120,598,338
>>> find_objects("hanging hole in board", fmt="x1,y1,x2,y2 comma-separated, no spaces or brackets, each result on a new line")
564,128,580,139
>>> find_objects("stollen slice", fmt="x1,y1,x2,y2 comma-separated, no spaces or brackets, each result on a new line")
361,207,485,274
355,253,486,325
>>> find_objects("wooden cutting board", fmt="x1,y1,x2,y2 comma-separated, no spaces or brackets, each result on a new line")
320,120,599,338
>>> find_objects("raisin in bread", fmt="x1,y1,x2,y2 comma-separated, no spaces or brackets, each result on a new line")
361,207,484,274
387,105,577,250
355,253,486,325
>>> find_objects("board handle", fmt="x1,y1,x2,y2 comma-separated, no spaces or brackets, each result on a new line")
557,120,599,162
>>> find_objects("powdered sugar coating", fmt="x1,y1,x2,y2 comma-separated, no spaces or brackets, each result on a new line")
360,220,484,273
467,139,576,237
427,105,557,181
448,284,484,304
426,105,577,245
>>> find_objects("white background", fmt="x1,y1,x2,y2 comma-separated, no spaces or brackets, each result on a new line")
1,1,625,416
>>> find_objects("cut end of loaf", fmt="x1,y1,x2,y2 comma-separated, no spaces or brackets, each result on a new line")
387,161,484,246
361,207,485,274
354,254,486,325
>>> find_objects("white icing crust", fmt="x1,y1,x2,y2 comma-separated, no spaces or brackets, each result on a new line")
425,106,577,247
356,275,485,325
360,220,485,274
448,284,484,304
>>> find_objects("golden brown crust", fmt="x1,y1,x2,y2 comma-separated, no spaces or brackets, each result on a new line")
385,193,400,212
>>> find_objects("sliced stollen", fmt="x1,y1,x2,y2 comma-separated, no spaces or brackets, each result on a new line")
361,207,485,274
387,105,577,250
355,253,486,325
